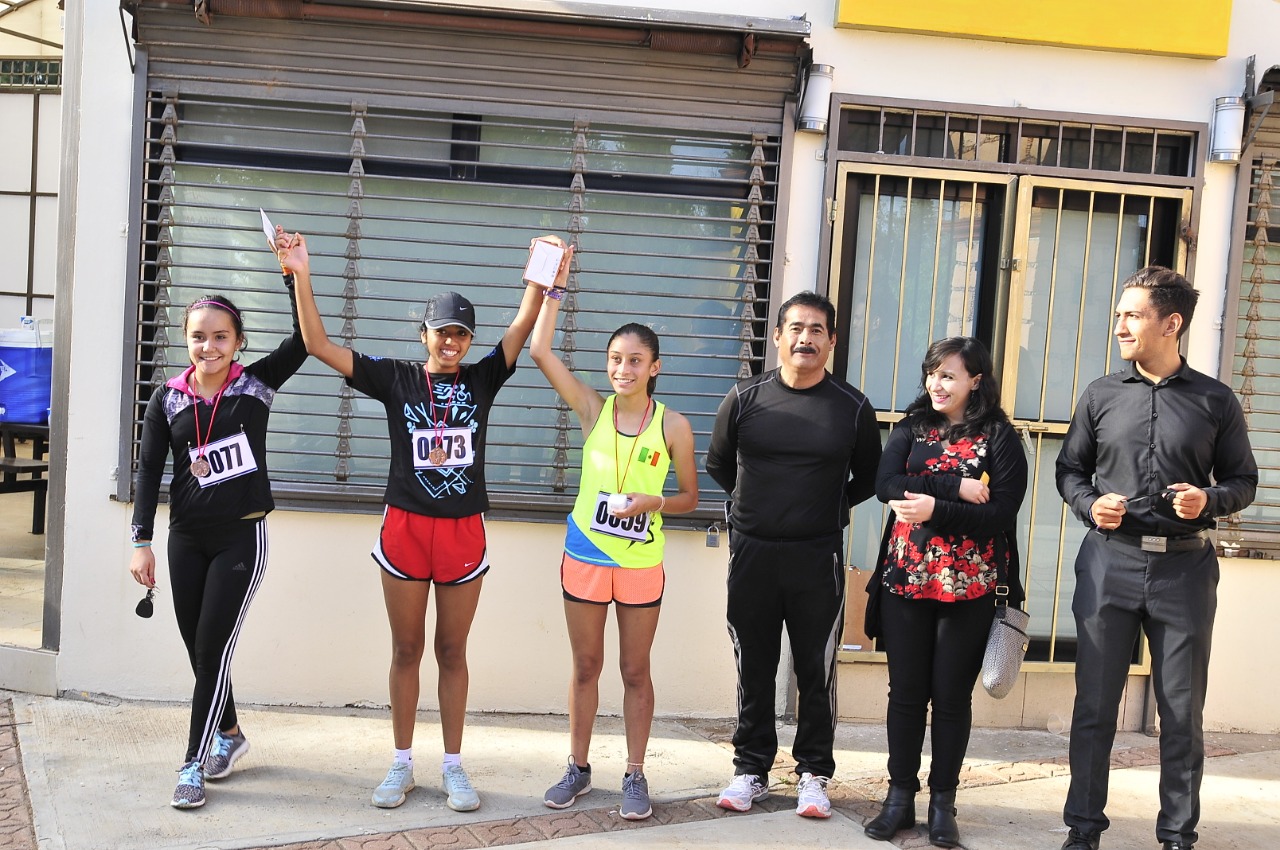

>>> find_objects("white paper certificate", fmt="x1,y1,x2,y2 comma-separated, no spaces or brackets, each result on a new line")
260,208,276,250
523,239,566,289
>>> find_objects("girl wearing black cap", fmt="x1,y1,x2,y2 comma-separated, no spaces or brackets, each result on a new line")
276,227,558,812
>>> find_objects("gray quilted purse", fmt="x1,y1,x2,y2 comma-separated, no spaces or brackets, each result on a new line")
982,604,1030,699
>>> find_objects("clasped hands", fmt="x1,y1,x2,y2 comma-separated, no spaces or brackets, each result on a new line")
1089,482,1208,530
272,226,308,274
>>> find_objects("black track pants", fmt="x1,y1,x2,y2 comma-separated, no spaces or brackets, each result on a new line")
725,529,844,778
167,517,268,764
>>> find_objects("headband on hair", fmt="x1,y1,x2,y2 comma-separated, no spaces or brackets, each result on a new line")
189,300,241,321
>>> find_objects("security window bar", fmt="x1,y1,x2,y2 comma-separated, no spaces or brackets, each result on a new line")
0,58,60,89
129,92,776,517
836,104,1194,180
833,159,1190,667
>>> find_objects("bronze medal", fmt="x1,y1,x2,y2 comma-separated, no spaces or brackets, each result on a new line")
191,456,212,478
423,366,462,469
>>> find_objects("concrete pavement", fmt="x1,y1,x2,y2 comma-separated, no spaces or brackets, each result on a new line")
2,691,1278,850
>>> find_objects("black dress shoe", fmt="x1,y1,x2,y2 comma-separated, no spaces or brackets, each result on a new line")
1162,842,1194,850
1061,830,1100,850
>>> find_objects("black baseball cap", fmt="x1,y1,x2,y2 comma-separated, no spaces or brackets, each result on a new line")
422,292,476,334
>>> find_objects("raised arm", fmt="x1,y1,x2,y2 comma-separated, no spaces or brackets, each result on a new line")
246,273,308,390
529,279,603,434
499,237,574,370
276,229,355,379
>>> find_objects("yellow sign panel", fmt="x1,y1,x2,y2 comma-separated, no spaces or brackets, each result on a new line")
835,0,1231,59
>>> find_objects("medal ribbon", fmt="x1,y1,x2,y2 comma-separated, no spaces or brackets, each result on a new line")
612,396,653,494
191,379,229,463
424,366,463,450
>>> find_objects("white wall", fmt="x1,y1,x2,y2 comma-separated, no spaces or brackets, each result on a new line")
46,0,1280,733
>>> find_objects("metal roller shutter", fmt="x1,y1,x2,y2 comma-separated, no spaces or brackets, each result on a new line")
135,1,806,135
120,1,810,518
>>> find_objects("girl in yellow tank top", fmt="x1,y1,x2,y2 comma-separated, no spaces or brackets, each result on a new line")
528,255,699,821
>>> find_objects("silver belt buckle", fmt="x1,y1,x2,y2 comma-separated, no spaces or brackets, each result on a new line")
1141,535,1168,553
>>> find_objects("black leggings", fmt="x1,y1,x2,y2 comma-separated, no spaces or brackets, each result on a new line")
881,590,993,792
167,518,267,764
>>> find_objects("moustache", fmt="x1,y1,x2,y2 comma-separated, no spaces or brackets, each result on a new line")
794,345,818,355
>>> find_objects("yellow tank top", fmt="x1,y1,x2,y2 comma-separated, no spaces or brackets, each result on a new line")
565,396,670,568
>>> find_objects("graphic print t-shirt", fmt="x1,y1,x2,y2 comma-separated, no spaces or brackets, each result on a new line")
347,344,515,518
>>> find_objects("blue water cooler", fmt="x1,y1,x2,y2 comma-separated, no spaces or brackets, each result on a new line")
0,318,53,424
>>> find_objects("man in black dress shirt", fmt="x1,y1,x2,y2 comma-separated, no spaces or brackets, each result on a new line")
706,291,882,819
1056,267,1257,850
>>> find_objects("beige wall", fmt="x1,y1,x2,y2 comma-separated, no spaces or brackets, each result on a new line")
0,0,62,58
63,506,743,719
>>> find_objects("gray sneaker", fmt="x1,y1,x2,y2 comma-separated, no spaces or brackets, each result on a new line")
620,770,652,820
544,757,592,809
203,729,249,780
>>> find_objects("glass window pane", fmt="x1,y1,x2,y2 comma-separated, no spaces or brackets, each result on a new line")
913,114,946,158
1124,129,1156,174
1018,122,1058,167
836,107,882,154
1091,126,1124,172
975,119,1011,163
946,115,979,162
881,110,913,157
844,175,988,412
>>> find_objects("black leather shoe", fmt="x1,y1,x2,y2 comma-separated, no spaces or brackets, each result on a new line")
1162,842,1194,850
927,789,960,848
1061,830,1100,850
864,785,915,841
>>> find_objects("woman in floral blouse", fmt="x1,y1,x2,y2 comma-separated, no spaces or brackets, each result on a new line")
863,337,1028,848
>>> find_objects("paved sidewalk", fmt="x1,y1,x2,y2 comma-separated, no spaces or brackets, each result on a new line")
2,691,1278,850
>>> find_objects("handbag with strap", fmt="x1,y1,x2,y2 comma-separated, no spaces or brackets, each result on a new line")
982,584,1030,699
977,537,1029,696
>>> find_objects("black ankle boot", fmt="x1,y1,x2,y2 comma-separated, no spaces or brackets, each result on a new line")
927,789,960,848
864,785,916,841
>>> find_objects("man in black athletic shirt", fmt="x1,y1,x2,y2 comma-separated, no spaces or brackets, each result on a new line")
706,290,881,819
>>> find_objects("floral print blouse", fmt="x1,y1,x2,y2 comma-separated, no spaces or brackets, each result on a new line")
882,429,1011,601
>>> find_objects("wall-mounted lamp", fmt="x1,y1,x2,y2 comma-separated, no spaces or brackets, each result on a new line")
1208,95,1246,163
797,64,834,134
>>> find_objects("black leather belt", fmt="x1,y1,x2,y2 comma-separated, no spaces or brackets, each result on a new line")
1099,529,1210,553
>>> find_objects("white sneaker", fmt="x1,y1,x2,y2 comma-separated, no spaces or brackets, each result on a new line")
441,763,480,812
716,773,768,812
796,772,831,818
372,761,415,808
